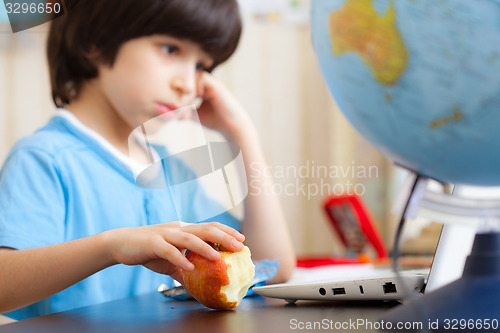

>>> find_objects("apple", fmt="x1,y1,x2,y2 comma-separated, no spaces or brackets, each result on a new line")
182,243,255,310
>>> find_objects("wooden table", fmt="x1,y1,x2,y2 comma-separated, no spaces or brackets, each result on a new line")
0,293,400,333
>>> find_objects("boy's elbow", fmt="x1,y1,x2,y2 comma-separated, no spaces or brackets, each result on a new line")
267,253,296,284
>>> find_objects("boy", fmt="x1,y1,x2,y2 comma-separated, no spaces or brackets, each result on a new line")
0,0,295,319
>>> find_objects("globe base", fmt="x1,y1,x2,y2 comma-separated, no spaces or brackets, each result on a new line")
381,232,500,332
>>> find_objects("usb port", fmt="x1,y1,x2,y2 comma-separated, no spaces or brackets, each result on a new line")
332,287,346,295
383,282,397,294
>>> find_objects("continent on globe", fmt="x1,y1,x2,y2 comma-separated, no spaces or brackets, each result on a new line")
429,106,463,129
328,0,408,85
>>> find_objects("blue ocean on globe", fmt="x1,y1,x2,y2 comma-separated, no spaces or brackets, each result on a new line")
311,0,500,186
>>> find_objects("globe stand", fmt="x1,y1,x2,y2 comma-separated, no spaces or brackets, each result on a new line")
381,231,500,332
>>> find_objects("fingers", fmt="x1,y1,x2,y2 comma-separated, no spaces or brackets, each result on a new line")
197,72,223,101
169,268,185,287
164,231,221,262
196,72,205,98
179,222,245,252
147,222,245,277
159,221,244,244
157,221,184,228
152,238,194,271
192,222,245,242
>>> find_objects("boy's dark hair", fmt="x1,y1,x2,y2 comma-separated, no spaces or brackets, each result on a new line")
47,0,242,107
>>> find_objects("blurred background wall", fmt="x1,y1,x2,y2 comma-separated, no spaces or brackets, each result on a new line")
0,0,401,257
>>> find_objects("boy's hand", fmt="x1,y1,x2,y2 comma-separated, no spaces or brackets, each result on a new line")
102,221,245,283
196,72,257,143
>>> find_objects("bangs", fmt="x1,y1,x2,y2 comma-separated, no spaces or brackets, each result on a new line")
119,0,242,69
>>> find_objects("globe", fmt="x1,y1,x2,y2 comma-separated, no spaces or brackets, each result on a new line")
311,0,500,186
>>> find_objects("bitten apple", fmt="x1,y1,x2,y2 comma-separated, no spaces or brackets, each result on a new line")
182,243,255,310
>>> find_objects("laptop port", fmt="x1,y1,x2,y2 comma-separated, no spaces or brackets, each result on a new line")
319,288,326,296
383,282,397,294
359,285,364,294
332,287,346,295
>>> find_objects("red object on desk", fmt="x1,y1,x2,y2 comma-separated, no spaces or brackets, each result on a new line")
323,194,388,260
296,257,364,268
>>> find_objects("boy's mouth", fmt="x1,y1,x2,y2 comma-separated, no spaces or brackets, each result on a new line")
156,103,178,115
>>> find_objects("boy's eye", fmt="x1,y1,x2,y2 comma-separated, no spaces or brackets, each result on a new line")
196,62,208,72
161,44,179,54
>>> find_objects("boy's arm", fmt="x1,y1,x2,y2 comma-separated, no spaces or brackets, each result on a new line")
0,222,244,314
0,235,112,314
234,129,296,284
197,74,296,284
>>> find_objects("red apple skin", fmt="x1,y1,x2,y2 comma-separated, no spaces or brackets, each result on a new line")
183,245,254,310
183,243,255,310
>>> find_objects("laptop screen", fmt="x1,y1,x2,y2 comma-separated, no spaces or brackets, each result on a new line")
425,223,476,292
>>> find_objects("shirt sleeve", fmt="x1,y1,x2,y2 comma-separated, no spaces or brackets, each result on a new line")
0,146,66,250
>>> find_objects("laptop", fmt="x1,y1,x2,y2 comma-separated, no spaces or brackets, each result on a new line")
252,222,477,303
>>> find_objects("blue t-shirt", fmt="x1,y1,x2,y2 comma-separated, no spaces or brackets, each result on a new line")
0,115,240,320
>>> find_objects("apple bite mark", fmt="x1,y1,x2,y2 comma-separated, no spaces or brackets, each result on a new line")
183,244,255,310
219,246,255,306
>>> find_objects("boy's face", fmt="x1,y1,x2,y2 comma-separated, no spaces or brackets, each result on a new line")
95,34,214,131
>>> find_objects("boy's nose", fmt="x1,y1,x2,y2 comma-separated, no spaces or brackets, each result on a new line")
170,73,195,99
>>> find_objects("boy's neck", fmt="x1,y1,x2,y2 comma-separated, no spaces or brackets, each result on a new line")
66,81,131,156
